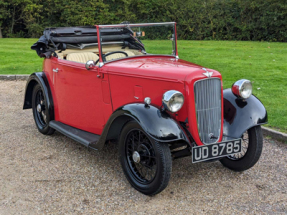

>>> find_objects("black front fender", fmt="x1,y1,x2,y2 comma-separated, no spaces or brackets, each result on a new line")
23,72,54,120
223,89,267,140
89,103,190,150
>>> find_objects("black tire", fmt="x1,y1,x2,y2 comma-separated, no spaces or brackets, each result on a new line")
32,84,55,135
220,126,263,171
119,121,172,196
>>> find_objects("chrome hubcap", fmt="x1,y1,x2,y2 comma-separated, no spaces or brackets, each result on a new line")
37,104,42,113
132,151,141,163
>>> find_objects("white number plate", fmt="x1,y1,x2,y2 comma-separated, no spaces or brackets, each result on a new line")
192,139,242,163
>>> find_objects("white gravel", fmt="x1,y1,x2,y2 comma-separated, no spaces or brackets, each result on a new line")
0,80,286,214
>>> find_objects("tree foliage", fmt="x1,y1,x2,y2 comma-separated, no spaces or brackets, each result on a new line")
0,0,286,41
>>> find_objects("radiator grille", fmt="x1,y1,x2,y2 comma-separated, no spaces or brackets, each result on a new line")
194,78,222,144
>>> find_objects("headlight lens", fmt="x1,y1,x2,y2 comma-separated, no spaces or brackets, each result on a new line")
232,79,252,99
162,90,184,112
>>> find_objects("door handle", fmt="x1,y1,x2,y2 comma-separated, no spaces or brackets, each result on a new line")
52,68,59,85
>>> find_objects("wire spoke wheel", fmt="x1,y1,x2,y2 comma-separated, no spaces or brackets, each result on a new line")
119,121,172,195
220,126,263,172
228,131,249,160
125,129,157,183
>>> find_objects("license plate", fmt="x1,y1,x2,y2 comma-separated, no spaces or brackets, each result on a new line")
192,139,242,163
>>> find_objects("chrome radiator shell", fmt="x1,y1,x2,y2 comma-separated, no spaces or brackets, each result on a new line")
194,78,222,144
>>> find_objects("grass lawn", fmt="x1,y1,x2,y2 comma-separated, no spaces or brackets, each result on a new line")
0,38,286,133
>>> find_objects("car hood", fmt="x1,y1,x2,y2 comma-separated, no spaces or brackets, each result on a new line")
104,56,221,83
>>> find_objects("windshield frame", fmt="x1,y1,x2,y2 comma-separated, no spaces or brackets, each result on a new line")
95,22,178,66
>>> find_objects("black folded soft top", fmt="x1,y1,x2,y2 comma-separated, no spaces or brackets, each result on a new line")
31,26,143,58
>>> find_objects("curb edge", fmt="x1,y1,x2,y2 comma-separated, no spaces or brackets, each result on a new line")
262,127,287,143
0,75,29,81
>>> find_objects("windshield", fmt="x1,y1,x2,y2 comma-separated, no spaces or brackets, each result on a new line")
97,22,178,63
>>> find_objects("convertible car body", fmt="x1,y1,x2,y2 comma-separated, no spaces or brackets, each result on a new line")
24,22,267,195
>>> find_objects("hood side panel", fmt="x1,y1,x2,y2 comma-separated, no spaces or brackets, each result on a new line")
108,73,188,123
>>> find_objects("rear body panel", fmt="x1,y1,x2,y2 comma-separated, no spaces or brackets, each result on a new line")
43,57,113,134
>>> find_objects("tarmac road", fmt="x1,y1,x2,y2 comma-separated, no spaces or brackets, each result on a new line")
0,80,286,214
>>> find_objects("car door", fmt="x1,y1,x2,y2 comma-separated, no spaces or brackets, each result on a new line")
51,58,112,135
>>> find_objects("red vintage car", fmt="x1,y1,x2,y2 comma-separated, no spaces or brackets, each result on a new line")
24,22,267,195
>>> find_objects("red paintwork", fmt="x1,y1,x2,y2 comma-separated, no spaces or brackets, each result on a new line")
43,23,224,146
232,84,239,97
43,55,223,146
44,58,113,134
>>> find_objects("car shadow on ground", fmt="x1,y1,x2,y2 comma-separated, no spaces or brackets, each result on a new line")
47,131,244,191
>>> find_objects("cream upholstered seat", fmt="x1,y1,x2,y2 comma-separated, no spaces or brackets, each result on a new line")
125,50,136,57
66,52,99,63
125,50,135,57
105,50,135,61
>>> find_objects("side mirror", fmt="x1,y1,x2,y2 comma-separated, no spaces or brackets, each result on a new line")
85,60,95,70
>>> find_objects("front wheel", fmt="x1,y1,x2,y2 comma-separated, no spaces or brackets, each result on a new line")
220,126,263,171
119,121,172,196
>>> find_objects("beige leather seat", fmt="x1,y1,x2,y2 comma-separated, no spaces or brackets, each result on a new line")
66,52,99,63
105,50,135,61
125,50,135,57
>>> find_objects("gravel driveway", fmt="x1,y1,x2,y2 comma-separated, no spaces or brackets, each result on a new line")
0,80,286,214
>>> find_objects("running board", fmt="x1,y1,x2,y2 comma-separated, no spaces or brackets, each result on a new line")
49,121,100,148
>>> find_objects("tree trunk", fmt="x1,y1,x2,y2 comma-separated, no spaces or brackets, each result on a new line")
10,6,16,35
0,26,2,38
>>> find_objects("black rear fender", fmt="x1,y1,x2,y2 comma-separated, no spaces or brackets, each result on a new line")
23,72,54,120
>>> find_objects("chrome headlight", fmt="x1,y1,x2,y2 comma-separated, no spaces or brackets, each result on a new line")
162,90,184,112
232,79,252,99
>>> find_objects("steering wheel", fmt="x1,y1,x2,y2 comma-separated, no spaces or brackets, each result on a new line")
95,51,128,65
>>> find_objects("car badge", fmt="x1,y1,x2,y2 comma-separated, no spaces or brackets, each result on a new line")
202,68,213,78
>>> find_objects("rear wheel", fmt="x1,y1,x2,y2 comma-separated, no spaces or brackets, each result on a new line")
220,126,263,171
32,84,55,135
119,121,172,196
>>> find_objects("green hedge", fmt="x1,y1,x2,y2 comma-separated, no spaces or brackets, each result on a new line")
0,0,286,41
